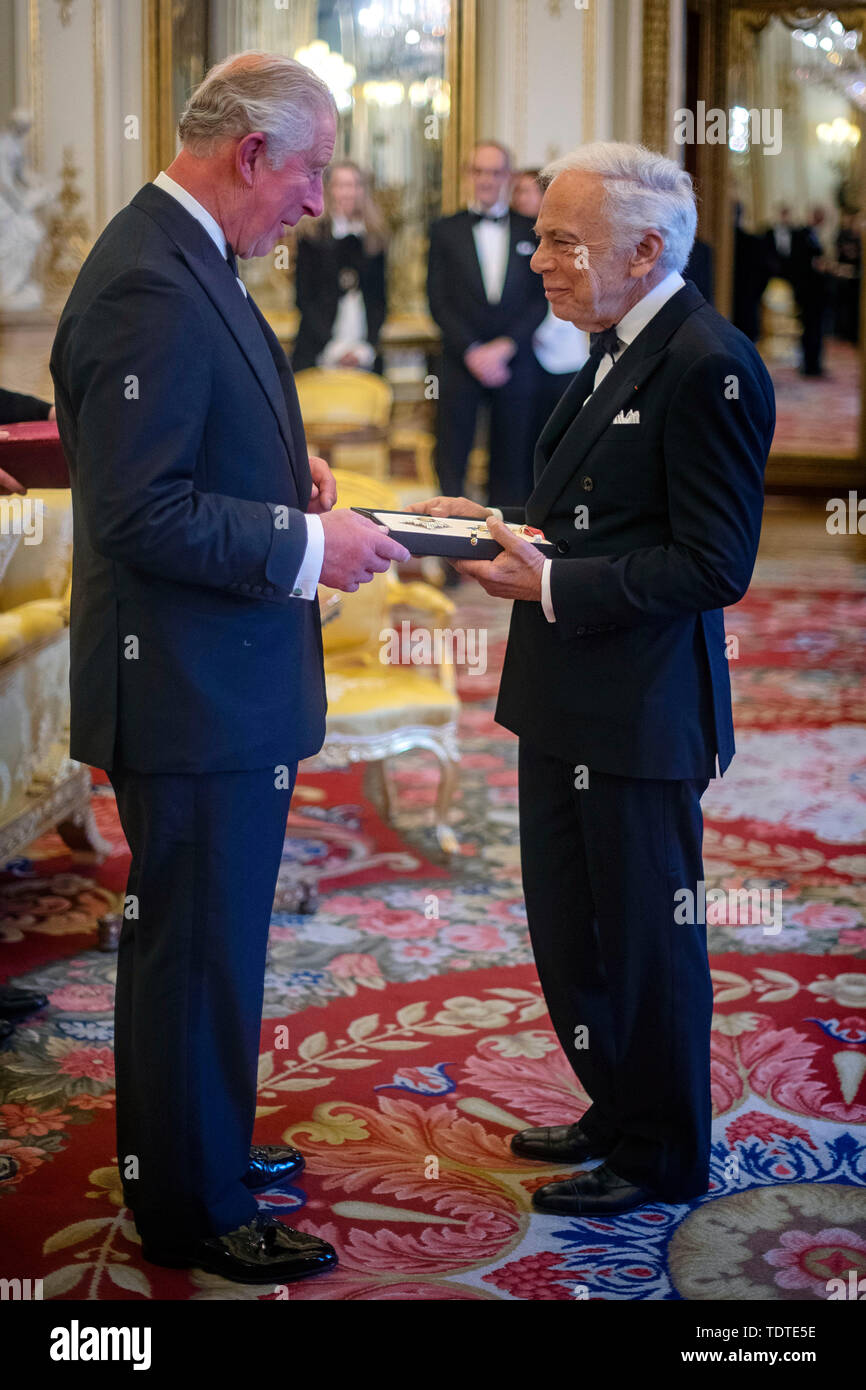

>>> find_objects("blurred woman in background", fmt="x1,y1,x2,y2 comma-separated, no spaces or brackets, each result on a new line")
292,160,389,373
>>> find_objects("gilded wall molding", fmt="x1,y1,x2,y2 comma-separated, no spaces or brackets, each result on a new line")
92,0,106,232
641,0,670,152
28,0,44,171
514,0,528,160
581,0,597,141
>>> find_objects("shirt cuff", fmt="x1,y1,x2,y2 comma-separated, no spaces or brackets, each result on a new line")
292,512,325,598
541,558,556,622
486,506,504,521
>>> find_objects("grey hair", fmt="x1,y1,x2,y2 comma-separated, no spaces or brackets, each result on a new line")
541,142,697,274
178,51,337,168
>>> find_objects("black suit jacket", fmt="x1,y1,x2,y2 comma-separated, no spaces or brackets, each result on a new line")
292,229,387,372
0,387,52,424
426,209,547,360
50,183,326,774
496,280,775,780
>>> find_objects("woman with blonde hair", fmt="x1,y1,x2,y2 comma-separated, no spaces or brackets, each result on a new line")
292,159,389,372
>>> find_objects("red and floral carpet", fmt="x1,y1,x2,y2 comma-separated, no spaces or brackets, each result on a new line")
1,540,865,1300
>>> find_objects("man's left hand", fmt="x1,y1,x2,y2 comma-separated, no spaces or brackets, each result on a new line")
453,515,544,601
308,455,337,513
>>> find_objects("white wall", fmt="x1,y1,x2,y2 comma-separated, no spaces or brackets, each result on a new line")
10,0,145,245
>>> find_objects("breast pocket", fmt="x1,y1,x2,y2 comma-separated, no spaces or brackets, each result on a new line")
596,424,646,445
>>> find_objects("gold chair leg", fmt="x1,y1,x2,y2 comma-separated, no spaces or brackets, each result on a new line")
433,755,459,856
364,759,395,824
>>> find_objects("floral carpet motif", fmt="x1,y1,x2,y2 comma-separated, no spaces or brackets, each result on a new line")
0,557,864,1299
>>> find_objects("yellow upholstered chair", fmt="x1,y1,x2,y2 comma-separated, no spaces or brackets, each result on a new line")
0,489,105,861
295,367,392,481
294,368,440,502
310,468,461,854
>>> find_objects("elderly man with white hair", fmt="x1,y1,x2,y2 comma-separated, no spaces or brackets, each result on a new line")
51,52,410,1283
410,143,775,1215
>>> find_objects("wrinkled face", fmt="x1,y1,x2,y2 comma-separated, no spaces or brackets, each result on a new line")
329,166,363,217
468,144,511,210
530,169,650,332
235,110,337,258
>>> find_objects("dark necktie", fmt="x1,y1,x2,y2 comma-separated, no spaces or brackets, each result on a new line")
588,325,621,367
225,246,240,280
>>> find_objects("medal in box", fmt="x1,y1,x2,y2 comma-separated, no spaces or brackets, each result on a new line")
350,508,556,560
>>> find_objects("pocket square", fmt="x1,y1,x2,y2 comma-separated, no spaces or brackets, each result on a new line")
612,408,640,424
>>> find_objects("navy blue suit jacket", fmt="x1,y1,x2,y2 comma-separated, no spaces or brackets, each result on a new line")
496,280,775,780
50,183,326,774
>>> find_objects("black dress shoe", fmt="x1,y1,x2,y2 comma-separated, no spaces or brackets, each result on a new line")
141,1214,337,1284
510,1122,611,1164
531,1161,655,1215
0,985,49,1019
242,1143,304,1191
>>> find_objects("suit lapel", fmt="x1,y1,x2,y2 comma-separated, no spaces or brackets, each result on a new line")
497,213,523,304
526,282,705,526
131,185,301,492
460,211,489,303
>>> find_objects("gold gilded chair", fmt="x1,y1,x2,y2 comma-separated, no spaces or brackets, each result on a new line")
307,468,461,855
0,489,108,863
294,367,440,502
294,367,392,481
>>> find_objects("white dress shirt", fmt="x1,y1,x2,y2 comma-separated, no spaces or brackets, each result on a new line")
469,199,510,304
533,305,589,375
152,170,324,599
534,269,685,621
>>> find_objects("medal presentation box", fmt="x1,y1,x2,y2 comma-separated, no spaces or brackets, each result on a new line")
350,508,556,560
0,422,70,488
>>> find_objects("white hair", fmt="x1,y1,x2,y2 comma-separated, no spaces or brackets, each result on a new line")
541,142,698,274
178,51,337,169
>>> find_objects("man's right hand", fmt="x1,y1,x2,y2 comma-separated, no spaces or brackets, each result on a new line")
319,508,410,592
0,465,26,496
405,496,491,520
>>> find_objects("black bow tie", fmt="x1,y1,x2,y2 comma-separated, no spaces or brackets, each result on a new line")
588,326,621,364
470,210,508,225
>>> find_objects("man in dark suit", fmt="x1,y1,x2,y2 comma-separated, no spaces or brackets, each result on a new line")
50,52,409,1283
791,208,830,376
427,141,548,507
409,143,774,1215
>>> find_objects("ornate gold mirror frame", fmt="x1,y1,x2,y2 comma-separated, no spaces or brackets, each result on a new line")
143,0,476,213
694,0,866,485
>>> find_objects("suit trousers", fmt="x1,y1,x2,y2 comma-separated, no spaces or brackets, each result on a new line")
108,762,297,1246
435,351,538,508
517,738,713,1200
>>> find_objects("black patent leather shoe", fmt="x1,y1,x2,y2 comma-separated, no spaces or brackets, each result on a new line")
510,1122,611,1164
242,1143,304,1191
0,985,49,1019
141,1214,337,1284
531,1161,655,1215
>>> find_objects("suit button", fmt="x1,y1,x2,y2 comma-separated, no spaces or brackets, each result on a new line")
575,626,587,635
251,585,262,594
263,586,274,596
581,476,593,492
555,539,569,555
239,583,251,593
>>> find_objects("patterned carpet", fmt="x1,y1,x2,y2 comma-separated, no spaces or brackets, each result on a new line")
766,338,860,456
1,540,865,1300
